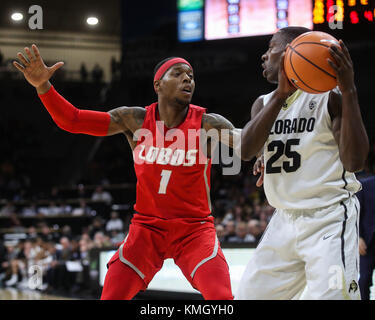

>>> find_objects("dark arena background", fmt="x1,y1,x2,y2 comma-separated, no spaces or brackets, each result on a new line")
0,0,374,304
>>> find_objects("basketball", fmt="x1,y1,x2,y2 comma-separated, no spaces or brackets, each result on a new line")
284,31,340,94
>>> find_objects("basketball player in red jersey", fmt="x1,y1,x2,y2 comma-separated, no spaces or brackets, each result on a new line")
13,45,241,300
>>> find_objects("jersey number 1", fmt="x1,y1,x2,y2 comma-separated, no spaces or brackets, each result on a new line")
158,170,172,194
266,139,301,174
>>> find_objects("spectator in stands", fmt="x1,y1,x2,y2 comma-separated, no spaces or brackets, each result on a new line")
80,63,88,82
57,200,72,215
215,224,226,243
91,186,113,205
88,217,105,239
27,226,38,240
44,241,61,292
247,219,263,242
105,211,123,232
59,236,72,259
79,236,91,258
222,210,234,226
227,221,256,243
40,223,58,242
0,201,16,217
50,236,73,292
93,231,111,248
3,241,26,287
8,213,25,233
72,199,91,216
223,220,236,242
0,240,9,285
92,64,103,83
21,202,37,217
60,225,73,241
49,186,60,200
75,184,86,198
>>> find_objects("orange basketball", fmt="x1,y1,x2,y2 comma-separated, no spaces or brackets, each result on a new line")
284,31,340,94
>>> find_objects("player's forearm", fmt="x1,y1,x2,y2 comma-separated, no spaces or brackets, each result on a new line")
339,87,369,172
38,85,111,136
241,93,285,160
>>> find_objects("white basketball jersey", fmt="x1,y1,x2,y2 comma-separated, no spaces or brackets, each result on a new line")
262,89,361,209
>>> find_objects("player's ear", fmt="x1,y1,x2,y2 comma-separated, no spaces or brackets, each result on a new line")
154,80,160,94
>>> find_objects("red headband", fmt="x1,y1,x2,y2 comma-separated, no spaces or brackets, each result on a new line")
153,58,193,83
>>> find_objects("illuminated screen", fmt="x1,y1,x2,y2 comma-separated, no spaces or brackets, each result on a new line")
99,248,255,294
204,0,313,40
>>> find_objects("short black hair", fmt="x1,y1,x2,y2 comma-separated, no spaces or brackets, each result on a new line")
153,57,178,79
278,26,311,45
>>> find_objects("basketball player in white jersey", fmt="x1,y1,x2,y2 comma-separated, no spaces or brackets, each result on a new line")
236,27,369,300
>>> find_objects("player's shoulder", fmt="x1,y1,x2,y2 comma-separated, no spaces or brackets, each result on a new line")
202,113,234,130
250,92,271,117
189,103,205,111
109,106,146,126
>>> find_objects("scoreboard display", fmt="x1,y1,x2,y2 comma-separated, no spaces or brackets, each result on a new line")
313,0,374,25
178,0,375,42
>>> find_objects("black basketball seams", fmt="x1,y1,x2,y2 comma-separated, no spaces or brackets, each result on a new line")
288,49,327,93
289,45,337,80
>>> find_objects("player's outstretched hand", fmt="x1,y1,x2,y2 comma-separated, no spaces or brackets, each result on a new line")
276,46,297,99
253,155,264,187
327,40,355,93
13,44,64,89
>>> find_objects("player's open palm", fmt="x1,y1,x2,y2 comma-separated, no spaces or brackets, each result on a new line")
13,44,64,88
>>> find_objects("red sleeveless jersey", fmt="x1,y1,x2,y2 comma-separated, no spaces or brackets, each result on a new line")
133,102,212,219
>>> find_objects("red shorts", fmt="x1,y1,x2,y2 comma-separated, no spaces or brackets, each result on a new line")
106,213,228,289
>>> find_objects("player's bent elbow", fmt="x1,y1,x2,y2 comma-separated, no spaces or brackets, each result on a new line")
344,160,366,173
240,147,255,161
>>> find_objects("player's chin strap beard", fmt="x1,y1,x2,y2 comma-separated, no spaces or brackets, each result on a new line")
175,97,189,109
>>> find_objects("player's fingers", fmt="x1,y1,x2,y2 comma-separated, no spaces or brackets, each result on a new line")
253,163,258,175
339,40,352,63
327,59,338,73
256,171,264,187
254,159,261,174
24,47,34,61
49,62,64,73
13,61,25,72
32,44,41,59
279,52,286,71
330,45,349,67
17,52,29,66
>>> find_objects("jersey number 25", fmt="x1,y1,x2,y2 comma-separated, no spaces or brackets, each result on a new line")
266,139,301,174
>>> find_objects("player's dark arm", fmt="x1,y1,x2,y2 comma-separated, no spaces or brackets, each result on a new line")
202,113,243,158
13,44,145,137
241,52,296,161
327,40,369,172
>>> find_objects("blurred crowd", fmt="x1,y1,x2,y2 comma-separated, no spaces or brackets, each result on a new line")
0,208,126,295
0,49,121,83
0,162,275,295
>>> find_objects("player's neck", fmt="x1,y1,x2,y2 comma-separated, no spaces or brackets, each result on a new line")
157,100,189,128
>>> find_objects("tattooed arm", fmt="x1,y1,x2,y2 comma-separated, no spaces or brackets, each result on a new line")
107,107,146,136
202,113,243,158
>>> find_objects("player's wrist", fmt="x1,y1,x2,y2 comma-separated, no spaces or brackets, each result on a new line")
274,89,290,102
36,81,52,95
340,84,357,97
